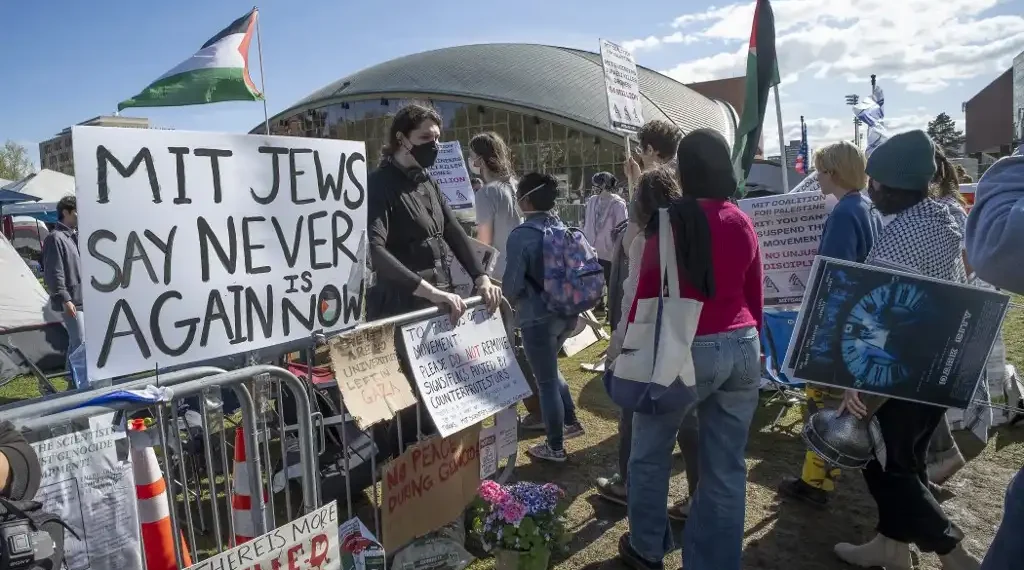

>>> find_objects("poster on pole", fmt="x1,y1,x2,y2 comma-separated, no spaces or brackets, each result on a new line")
427,141,475,211
30,417,142,570
599,39,644,133
737,190,835,306
382,426,481,551
186,501,340,570
401,306,532,437
783,257,1010,409
72,127,369,380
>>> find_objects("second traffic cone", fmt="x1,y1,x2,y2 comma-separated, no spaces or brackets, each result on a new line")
231,427,271,545
128,418,193,570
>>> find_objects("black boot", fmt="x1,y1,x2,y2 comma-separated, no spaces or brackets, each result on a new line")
778,476,829,507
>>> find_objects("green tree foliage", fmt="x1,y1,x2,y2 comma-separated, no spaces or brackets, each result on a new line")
926,113,966,157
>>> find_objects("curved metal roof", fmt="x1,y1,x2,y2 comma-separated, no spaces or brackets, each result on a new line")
265,43,737,146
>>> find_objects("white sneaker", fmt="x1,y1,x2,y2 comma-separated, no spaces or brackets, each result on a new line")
834,534,912,569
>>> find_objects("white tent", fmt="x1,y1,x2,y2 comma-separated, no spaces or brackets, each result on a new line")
0,231,59,332
2,169,75,202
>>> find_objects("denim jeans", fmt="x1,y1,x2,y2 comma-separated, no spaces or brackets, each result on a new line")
627,327,760,569
618,407,699,495
63,311,83,373
520,316,579,451
981,467,1024,569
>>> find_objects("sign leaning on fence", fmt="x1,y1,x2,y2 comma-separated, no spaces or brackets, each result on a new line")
73,127,369,379
186,501,340,570
383,426,481,551
401,306,532,437
30,415,142,570
784,257,1011,409
426,140,475,211
737,190,835,306
329,323,418,430
599,39,644,133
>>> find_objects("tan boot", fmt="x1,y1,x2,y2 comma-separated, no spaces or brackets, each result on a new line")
834,534,912,569
939,544,981,570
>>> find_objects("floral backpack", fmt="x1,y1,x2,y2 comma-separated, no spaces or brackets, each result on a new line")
522,216,605,316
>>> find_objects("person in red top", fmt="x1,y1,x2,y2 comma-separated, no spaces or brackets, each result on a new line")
617,129,763,570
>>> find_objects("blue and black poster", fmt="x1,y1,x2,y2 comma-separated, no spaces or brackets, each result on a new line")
783,257,1010,409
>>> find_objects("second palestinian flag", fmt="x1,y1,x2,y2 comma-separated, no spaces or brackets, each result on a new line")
119,8,263,111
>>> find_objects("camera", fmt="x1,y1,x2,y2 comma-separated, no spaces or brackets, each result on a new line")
0,512,58,570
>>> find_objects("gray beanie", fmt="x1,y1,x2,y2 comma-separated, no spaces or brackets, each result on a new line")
865,129,936,191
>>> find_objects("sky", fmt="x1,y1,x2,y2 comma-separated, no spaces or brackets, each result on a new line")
2,0,1022,164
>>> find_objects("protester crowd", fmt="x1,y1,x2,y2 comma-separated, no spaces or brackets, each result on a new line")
33,100,1022,570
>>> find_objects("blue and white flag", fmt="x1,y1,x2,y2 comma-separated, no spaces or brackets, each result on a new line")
854,83,889,156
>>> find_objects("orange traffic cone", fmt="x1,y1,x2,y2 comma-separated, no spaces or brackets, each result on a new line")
128,419,193,570
231,427,270,545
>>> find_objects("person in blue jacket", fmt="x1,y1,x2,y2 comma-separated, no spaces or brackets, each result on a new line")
779,141,883,507
965,146,1024,570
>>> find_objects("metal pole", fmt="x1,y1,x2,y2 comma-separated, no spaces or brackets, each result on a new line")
773,85,789,191
254,7,271,135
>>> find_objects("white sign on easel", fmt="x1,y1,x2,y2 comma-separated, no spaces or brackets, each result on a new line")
428,140,475,211
401,306,532,437
599,39,644,133
72,127,369,380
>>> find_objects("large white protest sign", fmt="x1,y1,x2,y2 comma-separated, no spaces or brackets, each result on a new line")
73,127,368,379
186,501,340,570
427,141,474,211
599,39,644,133
31,419,142,570
738,190,835,306
401,306,532,437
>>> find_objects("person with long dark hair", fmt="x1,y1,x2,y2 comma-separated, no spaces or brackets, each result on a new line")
365,103,502,321
617,129,763,570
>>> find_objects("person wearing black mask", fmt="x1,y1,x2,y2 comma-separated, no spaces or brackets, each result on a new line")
366,103,502,322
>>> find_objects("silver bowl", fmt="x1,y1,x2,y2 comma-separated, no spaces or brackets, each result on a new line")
802,408,883,470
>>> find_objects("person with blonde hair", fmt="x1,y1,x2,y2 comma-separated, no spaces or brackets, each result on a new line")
778,140,883,508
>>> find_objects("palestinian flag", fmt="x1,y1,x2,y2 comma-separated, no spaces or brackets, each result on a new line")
734,0,779,192
118,9,262,111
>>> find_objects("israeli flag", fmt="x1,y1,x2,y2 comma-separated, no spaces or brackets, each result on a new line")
854,82,889,156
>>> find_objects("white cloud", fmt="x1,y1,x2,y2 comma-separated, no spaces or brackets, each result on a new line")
759,111,963,157
625,0,1024,93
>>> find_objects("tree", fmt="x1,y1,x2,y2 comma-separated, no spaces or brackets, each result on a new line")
0,140,34,181
926,113,966,157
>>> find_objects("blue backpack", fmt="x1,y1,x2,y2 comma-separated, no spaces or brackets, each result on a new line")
522,216,606,316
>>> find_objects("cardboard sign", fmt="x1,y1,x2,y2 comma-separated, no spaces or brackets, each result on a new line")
186,502,340,570
427,141,474,211
599,39,644,133
738,190,835,306
784,257,1010,409
72,127,368,379
383,426,481,551
401,307,532,436
330,324,417,429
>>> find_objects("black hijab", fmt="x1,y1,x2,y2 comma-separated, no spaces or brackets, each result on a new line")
646,129,734,298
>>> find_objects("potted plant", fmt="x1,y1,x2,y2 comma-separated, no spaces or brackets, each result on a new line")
467,480,570,570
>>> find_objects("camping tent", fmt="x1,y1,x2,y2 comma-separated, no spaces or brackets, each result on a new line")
0,231,67,386
0,170,75,224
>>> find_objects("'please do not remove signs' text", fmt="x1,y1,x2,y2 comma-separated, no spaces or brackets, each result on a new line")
73,127,369,380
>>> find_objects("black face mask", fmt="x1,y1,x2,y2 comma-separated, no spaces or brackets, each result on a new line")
409,141,439,169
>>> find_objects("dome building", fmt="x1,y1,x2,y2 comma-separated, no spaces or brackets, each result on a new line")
258,43,739,194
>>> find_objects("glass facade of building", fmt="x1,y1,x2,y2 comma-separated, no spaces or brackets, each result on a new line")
270,98,630,198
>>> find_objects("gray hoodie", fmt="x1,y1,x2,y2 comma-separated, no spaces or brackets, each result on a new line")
965,151,1024,293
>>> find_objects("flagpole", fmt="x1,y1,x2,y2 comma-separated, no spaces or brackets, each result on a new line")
254,6,270,135
773,84,789,191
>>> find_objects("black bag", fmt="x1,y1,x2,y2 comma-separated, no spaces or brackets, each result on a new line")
0,497,75,570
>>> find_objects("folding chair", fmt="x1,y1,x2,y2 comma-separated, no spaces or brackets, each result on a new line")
760,309,806,428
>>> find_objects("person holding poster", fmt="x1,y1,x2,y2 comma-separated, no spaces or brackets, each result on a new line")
365,103,502,322
779,141,882,508
833,130,983,570
618,130,763,570
468,131,521,278
965,145,1024,570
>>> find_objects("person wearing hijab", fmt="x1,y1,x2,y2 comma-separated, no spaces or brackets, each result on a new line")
617,130,763,570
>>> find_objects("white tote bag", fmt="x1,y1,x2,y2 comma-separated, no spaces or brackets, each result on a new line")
613,208,703,388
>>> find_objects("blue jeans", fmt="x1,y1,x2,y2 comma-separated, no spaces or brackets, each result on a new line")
63,311,83,372
520,316,579,451
627,327,760,569
981,467,1024,569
